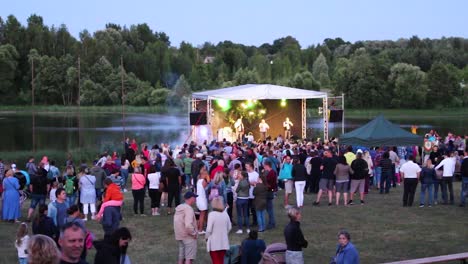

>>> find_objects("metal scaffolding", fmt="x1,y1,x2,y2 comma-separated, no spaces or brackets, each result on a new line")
301,98,306,138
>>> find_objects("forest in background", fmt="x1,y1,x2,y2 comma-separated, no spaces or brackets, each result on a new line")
0,14,467,109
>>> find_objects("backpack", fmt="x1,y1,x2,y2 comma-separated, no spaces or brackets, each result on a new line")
65,176,76,194
209,183,220,201
47,166,58,180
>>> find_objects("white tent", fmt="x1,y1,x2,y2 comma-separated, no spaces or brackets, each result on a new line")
192,84,327,100
189,84,331,142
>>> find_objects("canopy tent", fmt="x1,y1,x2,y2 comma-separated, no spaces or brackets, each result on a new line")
192,84,327,100
190,84,331,141
339,114,422,147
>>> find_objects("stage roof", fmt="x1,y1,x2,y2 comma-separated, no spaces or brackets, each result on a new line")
191,84,327,100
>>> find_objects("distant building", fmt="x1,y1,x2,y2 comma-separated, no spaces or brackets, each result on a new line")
203,56,215,64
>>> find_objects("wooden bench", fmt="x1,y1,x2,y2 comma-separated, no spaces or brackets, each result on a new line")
382,253,468,264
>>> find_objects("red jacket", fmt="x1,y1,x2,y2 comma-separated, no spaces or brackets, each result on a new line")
210,166,224,180
103,183,123,202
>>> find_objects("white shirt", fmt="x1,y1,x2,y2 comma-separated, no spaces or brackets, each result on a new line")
400,161,421,179
234,119,244,132
283,120,293,130
148,172,161,189
435,157,456,177
247,171,259,199
15,235,29,258
259,122,270,133
49,188,57,202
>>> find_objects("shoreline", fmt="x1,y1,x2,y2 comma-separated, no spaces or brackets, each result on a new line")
1,105,466,118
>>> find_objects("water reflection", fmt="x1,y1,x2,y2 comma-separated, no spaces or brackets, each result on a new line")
0,112,465,153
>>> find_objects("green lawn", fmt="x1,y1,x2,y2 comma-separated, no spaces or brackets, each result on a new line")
1,183,467,263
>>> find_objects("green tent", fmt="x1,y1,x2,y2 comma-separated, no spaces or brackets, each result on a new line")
339,115,422,147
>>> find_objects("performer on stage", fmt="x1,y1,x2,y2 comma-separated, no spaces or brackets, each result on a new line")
258,119,270,140
283,117,294,139
234,117,244,142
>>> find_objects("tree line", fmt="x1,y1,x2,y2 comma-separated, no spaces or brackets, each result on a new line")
0,14,467,109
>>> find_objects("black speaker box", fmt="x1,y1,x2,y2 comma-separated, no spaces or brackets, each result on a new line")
329,110,343,122
189,111,207,125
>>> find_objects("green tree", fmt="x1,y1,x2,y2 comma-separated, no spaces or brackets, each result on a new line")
0,44,19,102
388,63,428,108
426,62,461,107
233,68,259,85
312,53,330,88
289,70,320,91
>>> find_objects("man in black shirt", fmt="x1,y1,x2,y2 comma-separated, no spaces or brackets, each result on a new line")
349,152,369,205
313,150,337,206
28,162,50,221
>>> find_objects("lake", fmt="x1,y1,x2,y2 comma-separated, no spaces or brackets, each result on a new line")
0,111,466,154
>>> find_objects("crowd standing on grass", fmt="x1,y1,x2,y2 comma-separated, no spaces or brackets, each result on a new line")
0,131,466,263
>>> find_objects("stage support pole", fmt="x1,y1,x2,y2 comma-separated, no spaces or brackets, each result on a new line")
341,93,345,135
207,99,212,125
301,98,306,139
323,96,329,141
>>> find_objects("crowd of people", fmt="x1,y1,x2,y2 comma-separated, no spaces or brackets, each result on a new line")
0,129,466,263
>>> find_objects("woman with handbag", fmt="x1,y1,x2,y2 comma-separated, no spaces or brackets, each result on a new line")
131,167,146,216
147,165,162,216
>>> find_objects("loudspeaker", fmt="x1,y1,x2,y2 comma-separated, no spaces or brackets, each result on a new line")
329,110,343,122
189,111,207,125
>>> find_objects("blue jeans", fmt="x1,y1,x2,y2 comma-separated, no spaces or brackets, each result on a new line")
374,167,381,187
120,168,129,188
66,192,77,205
380,171,391,194
19,257,27,264
420,183,434,205
433,179,441,202
236,199,249,229
185,174,191,187
256,210,266,231
441,177,454,204
96,188,103,201
460,177,468,206
266,198,276,229
30,194,46,209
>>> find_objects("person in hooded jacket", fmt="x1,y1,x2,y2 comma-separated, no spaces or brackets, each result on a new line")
94,227,132,264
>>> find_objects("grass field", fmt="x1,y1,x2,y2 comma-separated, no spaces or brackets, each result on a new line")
1,182,467,264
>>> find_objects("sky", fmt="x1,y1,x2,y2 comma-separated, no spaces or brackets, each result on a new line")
2,0,467,48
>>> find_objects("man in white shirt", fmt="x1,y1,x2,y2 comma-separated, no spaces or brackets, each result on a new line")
400,155,421,207
246,162,259,226
283,117,294,140
258,119,270,140
234,117,244,142
435,151,456,204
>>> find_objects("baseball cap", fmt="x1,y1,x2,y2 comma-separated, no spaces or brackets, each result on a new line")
184,191,198,199
356,149,363,154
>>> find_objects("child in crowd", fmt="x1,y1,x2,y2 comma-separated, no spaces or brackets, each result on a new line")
15,222,29,264
95,178,124,220
49,181,59,203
